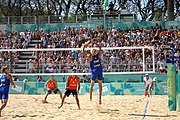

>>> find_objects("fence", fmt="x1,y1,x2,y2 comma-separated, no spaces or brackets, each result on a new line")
0,14,179,32
0,14,127,24
2,21,180,32
0,12,179,25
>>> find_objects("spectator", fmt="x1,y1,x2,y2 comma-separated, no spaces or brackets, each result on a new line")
0,25,179,74
37,76,44,82
45,58,54,73
28,59,35,73
157,58,165,73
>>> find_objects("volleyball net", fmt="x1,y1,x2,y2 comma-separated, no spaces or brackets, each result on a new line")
0,46,155,77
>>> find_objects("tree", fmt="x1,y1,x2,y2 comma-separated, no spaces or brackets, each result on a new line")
167,0,174,20
0,0,178,21
126,0,165,21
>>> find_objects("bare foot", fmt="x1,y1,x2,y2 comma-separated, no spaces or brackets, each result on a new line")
58,105,62,109
78,107,81,110
42,100,48,103
99,99,102,105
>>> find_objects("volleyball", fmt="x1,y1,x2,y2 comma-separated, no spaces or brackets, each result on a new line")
23,79,28,83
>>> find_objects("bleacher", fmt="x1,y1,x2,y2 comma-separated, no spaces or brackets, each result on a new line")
13,39,41,73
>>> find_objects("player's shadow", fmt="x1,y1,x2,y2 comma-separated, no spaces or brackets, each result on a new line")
12,114,27,118
83,108,119,113
100,109,119,113
129,113,177,118
65,102,74,105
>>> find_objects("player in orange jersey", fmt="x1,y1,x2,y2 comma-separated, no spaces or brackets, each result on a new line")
43,75,62,103
58,72,80,109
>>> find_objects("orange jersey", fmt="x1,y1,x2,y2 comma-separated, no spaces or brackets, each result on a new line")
47,80,55,89
68,75,79,90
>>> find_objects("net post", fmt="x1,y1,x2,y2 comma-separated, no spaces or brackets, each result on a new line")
178,70,180,111
142,47,145,72
167,64,176,111
178,55,180,111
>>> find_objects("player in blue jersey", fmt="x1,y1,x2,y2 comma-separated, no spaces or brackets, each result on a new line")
82,41,103,104
0,66,16,116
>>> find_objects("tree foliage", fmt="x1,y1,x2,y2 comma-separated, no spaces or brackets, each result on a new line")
0,0,178,20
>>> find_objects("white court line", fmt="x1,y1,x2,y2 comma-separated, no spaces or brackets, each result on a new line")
141,97,151,120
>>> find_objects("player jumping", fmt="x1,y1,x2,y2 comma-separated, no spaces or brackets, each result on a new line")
82,41,103,104
0,66,16,116
43,75,62,103
58,73,80,109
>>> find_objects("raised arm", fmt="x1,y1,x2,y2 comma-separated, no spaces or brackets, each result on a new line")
82,44,92,61
7,74,16,88
82,44,88,56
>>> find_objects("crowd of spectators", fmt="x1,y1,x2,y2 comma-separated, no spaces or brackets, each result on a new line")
0,23,180,74
0,30,33,69
29,24,180,73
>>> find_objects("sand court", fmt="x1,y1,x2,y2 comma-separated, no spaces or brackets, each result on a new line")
0,95,179,120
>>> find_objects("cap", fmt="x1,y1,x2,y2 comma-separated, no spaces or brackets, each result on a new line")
145,74,148,76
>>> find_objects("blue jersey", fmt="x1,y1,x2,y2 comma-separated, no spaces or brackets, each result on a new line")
0,73,10,89
90,55,103,73
0,73,10,100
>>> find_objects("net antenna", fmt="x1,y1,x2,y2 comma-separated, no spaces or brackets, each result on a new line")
0,46,155,76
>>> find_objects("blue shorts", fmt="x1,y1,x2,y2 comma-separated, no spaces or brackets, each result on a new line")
91,71,103,81
0,87,9,100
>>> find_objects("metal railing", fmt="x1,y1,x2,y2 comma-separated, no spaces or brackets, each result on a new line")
0,60,167,74
0,12,179,25
25,62,155,73
0,14,133,25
